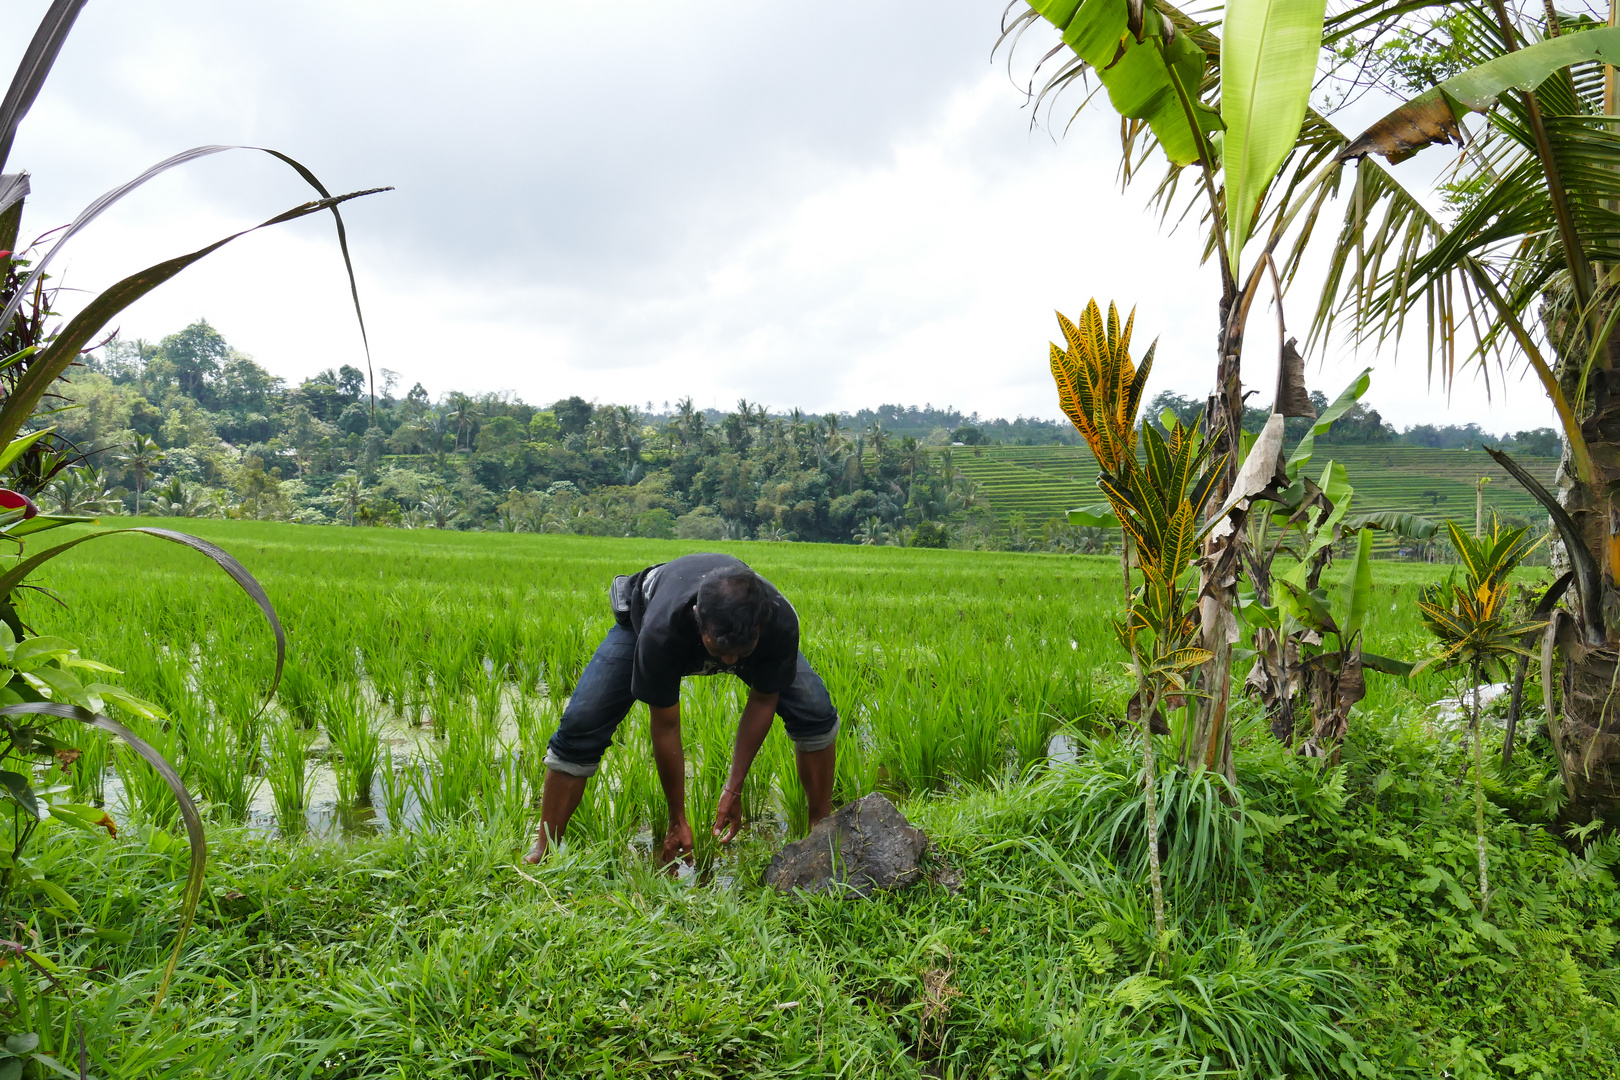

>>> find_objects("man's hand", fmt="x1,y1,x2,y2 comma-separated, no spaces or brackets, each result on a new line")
713,787,743,844
659,818,694,870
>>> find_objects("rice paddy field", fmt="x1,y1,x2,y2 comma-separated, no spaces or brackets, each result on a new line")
12,521,1620,1078
955,445,1560,547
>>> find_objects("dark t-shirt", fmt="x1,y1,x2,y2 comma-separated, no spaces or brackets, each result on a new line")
623,553,798,708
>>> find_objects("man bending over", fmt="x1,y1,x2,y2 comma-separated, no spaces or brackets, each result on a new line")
524,552,838,865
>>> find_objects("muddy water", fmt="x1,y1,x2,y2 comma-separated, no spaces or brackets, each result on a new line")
97,686,555,839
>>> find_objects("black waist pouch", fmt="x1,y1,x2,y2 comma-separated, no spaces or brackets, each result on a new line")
609,563,664,629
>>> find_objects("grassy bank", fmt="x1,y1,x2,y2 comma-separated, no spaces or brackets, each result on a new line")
3,523,1615,1077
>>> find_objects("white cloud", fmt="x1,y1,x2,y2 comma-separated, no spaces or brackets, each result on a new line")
0,0,1558,434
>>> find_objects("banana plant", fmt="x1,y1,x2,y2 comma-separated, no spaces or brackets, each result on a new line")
1235,370,1430,750
1414,521,1547,911
1011,0,1334,787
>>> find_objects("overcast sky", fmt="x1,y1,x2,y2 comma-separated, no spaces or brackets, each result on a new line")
0,0,1558,432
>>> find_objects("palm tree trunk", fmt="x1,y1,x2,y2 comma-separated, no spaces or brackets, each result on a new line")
1543,289,1620,816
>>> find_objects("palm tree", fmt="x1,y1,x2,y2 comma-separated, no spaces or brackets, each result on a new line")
145,476,218,518
117,434,163,515
445,393,480,453
1308,6,1620,811
45,466,121,516
332,471,365,526
420,486,459,529
853,516,890,546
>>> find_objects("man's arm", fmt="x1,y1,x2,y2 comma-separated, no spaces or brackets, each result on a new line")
713,689,779,843
649,702,692,866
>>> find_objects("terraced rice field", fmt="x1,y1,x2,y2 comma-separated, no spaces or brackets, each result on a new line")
948,443,1560,547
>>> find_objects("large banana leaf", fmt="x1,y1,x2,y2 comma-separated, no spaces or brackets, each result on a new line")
1024,0,1221,166
1068,503,1120,528
1340,25,1620,163
1285,367,1370,480
1220,0,1329,261
1337,526,1373,640
1343,510,1438,539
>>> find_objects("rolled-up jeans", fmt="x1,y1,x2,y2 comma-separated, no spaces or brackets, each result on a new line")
543,622,840,778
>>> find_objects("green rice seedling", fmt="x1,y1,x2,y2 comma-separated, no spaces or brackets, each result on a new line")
512,693,552,804
767,727,809,838
323,682,381,806
566,764,608,846
877,686,954,795
430,629,477,697
510,618,546,696
265,713,316,838
953,675,1009,787
401,659,431,726
377,742,411,831
688,748,727,877
740,724,775,825
188,712,263,823
472,661,504,731
832,717,876,806
425,680,458,739
541,622,590,703
217,680,269,771
277,661,325,728
113,716,185,829
1011,706,1061,777
478,746,530,834
59,722,112,806
366,645,410,715
610,712,667,848
412,721,487,829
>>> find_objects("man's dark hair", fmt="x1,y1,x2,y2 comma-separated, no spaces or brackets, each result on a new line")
695,566,770,649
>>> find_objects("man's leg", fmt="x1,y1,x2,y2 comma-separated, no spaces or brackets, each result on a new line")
776,651,840,828
525,623,637,863
794,743,835,826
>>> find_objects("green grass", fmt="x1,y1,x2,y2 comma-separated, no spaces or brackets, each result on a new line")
3,522,1616,1078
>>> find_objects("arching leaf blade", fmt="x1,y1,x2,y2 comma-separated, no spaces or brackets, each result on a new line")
0,188,386,452
0,527,283,702
0,701,201,1011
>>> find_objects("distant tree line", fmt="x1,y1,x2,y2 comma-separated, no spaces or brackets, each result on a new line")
41,320,1021,545
37,319,1555,545
1147,390,1560,456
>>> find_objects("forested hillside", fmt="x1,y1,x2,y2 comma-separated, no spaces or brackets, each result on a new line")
39,320,1561,549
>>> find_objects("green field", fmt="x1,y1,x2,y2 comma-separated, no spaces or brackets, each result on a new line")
951,443,1560,542
10,523,1620,1078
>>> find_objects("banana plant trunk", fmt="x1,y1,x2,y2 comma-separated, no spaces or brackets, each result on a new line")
1187,292,1246,782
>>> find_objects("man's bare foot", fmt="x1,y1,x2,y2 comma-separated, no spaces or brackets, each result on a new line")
523,828,550,865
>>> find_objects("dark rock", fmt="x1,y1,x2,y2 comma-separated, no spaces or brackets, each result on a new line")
764,792,928,896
